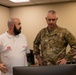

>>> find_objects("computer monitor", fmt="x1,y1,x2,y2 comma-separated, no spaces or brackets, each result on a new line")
13,64,76,75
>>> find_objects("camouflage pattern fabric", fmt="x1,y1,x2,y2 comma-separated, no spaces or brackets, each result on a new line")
33,26,76,65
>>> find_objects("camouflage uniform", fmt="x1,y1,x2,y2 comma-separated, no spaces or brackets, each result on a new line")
33,25,76,65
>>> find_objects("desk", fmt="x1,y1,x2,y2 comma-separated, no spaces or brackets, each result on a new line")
13,64,76,75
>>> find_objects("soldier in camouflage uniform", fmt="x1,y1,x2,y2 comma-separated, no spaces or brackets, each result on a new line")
33,10,76,66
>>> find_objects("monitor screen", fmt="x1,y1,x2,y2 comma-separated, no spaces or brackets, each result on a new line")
13,64,76,75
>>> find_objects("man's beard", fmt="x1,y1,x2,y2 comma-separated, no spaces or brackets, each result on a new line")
13,25,21,35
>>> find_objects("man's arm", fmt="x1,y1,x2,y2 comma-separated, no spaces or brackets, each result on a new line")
0,38,8,73
33,31,43,66
0,51,8,73
57,29,76,65
64,29,76,60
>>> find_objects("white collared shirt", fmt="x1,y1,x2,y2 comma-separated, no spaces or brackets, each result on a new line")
0,32,30,75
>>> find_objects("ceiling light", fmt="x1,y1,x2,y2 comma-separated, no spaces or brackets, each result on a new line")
10,0,30,3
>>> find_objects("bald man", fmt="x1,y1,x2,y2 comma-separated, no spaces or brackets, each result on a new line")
0,18,30,75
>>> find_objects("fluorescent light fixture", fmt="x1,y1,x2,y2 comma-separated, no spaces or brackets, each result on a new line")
10,0,30,3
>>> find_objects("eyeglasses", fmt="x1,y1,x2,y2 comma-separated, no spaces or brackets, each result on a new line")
47,18,57,21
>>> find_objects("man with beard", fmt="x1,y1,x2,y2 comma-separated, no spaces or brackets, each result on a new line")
33,10,76,66
0,18,30,75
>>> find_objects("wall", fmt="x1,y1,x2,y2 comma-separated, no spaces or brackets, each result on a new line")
0,5,10,75
10,2,76,49
0,6,10,34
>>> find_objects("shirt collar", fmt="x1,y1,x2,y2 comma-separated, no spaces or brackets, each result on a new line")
6,31,19,39
47,25,58,33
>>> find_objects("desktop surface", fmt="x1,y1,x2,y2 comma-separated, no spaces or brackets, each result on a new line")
13,64,76,75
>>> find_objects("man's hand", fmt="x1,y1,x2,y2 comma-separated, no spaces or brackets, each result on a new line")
56,58,67,65
37,57,43,66
0,63,8,73
36,55,43,66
